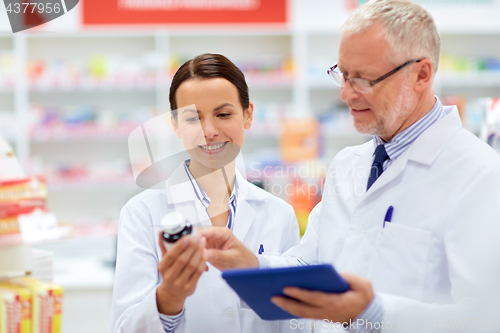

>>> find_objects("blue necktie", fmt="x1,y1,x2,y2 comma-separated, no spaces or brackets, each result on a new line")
367,144,389,190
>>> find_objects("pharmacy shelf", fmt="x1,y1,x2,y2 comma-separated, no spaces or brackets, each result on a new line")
305,31,500,113
30,129,293,142
26,77,294,92
31,129,134,142
1,28,497,226
28,81,157,92
0,226,73,248
52,257,114,291
435,73,500,88
307,77,339,90
307,74,500,94
48,181,137,191
307,73,500,91
25,29,292,38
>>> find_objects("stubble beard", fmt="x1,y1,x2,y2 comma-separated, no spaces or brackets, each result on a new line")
353,82,413,140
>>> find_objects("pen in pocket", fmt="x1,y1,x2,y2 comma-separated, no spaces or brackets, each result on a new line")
383,206,394,228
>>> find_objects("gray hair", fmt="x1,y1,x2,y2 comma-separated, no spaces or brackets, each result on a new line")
341,0,440,74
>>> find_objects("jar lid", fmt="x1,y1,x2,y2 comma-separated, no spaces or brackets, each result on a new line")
160,211,188,234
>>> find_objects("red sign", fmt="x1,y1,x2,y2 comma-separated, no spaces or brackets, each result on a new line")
83,0,287,25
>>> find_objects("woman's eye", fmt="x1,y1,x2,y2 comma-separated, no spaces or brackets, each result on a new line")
218,113,231,118
186,117,199,122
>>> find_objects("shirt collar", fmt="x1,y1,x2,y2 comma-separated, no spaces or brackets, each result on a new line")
373,96,446,161
183,160,238,209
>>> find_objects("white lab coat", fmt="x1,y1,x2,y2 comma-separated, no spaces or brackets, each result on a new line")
111,162,309,333
263,106,500,332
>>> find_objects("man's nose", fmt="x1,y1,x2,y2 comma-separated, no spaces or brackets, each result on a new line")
340,79,360,102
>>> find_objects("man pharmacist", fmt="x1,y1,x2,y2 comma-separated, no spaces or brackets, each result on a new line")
198,0,500,332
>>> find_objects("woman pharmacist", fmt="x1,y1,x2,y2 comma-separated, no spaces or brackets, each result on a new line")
110,53,308,333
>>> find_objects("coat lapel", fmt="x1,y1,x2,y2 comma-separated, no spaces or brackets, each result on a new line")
363,149,409,197
351,143,375,206
355,106,462,207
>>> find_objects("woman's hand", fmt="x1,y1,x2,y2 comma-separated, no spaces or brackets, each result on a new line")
156,231,208,315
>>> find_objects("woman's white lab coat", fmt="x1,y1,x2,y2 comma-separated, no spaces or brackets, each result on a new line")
111,162,308,333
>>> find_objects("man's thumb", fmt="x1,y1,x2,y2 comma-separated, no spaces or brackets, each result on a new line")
206,249,233,270
340,272,371,291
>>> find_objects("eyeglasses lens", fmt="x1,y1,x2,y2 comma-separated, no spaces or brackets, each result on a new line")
351,78,372,93
329,69,343,86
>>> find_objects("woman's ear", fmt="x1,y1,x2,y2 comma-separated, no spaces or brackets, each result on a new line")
171,114,182,139
244,102,254,130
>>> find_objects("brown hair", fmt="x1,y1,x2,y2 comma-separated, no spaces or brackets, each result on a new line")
169,53,250,120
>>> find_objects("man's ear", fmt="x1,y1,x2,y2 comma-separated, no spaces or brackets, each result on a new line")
414,59,433,93
244,102,254,130
171,115,182,139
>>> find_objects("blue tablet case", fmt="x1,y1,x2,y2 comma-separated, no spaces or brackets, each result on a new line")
222,264,350,320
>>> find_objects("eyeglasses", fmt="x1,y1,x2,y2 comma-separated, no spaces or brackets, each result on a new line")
327,59,423,93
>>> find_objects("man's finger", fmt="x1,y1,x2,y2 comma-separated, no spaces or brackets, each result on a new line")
271,296,321,319
196,227,233,249
205,248,233,270
282,287,340,307
339,272,372,296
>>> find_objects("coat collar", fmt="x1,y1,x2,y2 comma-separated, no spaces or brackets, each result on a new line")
352,106,462,205
406,106,462,165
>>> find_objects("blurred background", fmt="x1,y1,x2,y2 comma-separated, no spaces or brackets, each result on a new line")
0,0,499,332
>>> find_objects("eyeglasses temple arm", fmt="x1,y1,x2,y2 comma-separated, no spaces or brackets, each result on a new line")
369,59,422,86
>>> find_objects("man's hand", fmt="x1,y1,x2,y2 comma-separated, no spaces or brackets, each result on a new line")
271,272,374,323
156,231,208,315
196,227,258,270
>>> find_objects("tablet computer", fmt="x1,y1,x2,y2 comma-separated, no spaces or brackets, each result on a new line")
222,264,349,320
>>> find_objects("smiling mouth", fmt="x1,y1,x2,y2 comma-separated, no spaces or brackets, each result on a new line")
198,142,228,152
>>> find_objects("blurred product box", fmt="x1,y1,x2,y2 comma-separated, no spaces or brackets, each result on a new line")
0,284,31,333
279,118,319,163
1,277,63,333
0,177,48,237
0,176,47,207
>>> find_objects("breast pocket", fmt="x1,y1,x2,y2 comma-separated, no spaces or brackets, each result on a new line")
367,223,431,301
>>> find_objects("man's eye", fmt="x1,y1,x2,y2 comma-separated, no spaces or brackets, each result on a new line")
186,117,199,122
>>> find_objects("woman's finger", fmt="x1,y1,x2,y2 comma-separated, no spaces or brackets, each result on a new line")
161,237,199,282
158,231,167,257
174,237,206,286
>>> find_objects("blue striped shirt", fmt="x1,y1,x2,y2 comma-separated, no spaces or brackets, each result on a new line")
183,161,238,230
159,309,184,333
159,161,239,333
352,97,446,333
